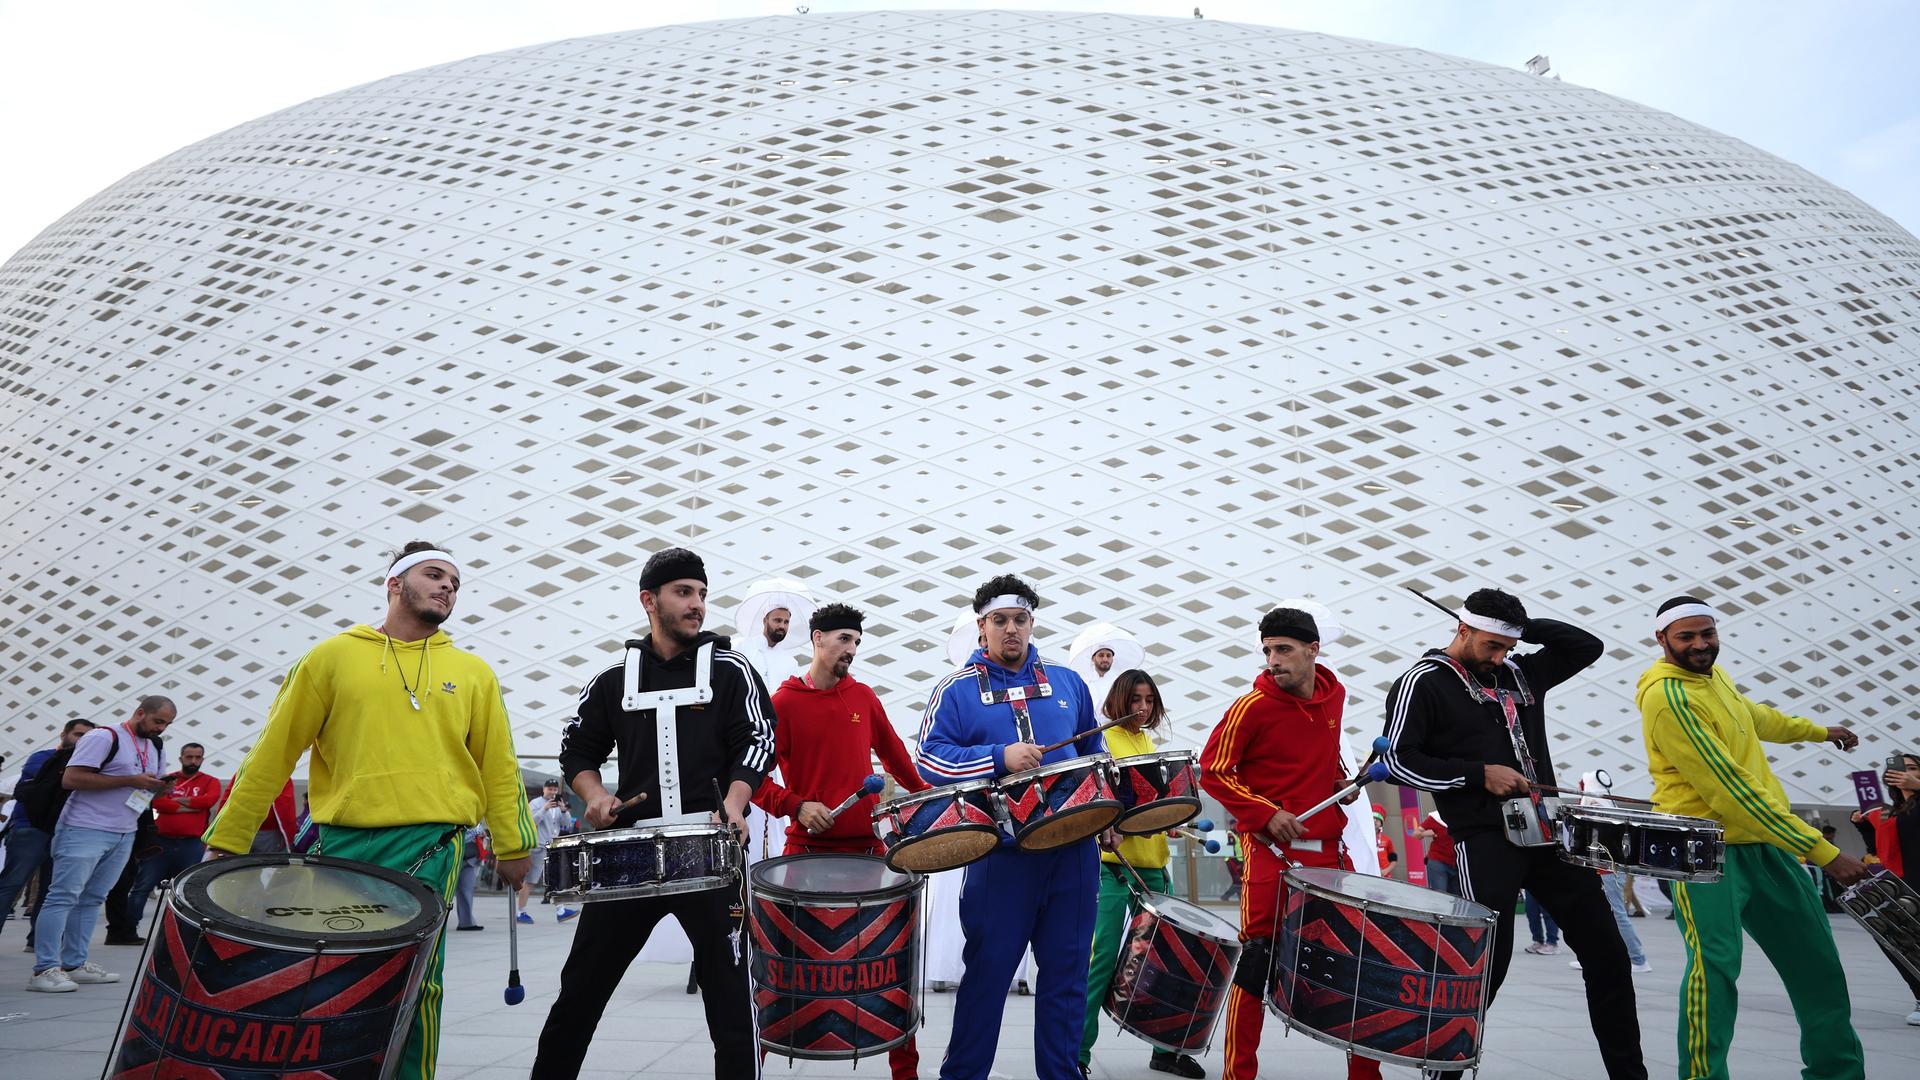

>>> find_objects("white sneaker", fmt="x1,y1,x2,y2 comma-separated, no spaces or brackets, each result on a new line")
1524,942,1559,955
64,961,119,984
1631,959,1653,974
27,968,77,993
1905,1000,1920,1026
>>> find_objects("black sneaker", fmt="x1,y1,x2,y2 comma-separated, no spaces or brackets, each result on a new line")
455,925,485,931
1150,1051,1205,1078
103,934,146,946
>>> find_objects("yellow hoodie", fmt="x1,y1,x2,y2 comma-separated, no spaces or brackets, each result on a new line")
205,625,536,861
1635,660,1836,867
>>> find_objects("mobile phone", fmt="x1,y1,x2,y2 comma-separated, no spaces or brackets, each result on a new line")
1890,753,1907,773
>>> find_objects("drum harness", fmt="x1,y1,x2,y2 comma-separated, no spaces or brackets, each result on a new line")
974,656,1048,836
619,638,751,960
1427,653,1557,848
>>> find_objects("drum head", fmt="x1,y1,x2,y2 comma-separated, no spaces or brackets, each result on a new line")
1144,893,1241,942
175,854,444,948
1016,804,1121,851
1116,798,1201,835
1286,866,1493,925
752,854,918,899
886,827,1000,873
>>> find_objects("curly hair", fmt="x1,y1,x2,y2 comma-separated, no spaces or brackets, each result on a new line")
972,573,1040,613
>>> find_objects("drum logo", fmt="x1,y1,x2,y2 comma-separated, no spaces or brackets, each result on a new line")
264,902,392,919
1397,974,1481,1011
759,955,902,994
129,980,328,1067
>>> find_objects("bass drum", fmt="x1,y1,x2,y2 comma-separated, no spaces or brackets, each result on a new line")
1104,892,1242,1053
106,854,446,1079
749,854,924,1061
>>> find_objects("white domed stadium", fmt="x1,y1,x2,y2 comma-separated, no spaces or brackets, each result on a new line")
2,10,1916,801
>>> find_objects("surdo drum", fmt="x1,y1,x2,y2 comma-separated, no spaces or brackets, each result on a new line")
544,821,741,903
1104,892,1242,1053
106,854,445,1080
1555,803,1725,883
1108,750,1202,835
873,780,1001,873
1271,867,1496,1072
996,753,1122,851
749,854,924,1061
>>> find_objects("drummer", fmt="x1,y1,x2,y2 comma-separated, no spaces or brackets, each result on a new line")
531,547,776,1080
917,573,1105,1080
751,601,927,1079
1637,596,1870,1080
202,541,536,1080
1077,669,1205,1079
1379,588,1646,1080
1199,606,1377,1080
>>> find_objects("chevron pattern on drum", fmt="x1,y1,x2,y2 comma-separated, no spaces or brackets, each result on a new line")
1106,907,1238,1051
751,893,920,1057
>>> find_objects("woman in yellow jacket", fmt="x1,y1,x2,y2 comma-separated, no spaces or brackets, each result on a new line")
1078,669,1205,1078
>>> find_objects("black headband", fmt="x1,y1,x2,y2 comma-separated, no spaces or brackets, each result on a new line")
1264,619,1320,644
811,609,863,634
639,548,706,593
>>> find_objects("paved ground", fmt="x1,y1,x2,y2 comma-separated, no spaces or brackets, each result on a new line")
2,897,1916,1078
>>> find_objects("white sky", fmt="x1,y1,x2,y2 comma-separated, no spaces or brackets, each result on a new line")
1,0,1916,260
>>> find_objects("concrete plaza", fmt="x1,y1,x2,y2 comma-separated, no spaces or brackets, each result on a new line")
2,897,1916,1078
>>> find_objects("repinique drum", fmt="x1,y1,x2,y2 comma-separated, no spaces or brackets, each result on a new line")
874,780,1001,873
1837,869,1920,984
1104,892,1242,1052
1556,804,1725,883
1108,750,1201,835
997,753,1121,851
105,854,445,1080
749,854,923,1061
1272,867,1496,1072
545,821,741,903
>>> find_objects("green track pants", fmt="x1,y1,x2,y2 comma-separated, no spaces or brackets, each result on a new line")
1671,843,1863,1080
317,822,463,1080
1080,862,1171,1066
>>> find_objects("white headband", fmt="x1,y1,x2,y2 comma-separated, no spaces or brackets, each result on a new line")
386,550,463,582
1655,603,1717,633
979,594,1034,615
1459,610,1526,639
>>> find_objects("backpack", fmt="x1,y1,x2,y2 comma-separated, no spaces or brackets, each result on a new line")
12,727,159,830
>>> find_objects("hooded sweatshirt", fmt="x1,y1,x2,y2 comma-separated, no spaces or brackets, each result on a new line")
1636,660,1837,866
753,671,928,850
1201,665,1350,846
205,625,536,861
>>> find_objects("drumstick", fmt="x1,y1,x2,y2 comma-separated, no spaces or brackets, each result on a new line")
1529,783,1656,806
618,791,650,812
1033,716,1129,756
810,774,886,834
1406,586,1466,624
1167,826,1222,854
504,887,524,1005
1294,762,1390,823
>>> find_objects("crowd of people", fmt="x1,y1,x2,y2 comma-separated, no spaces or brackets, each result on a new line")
2,538,1918,1080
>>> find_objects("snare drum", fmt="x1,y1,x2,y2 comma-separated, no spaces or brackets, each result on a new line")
1499,794,1560,847
1109,750,1202,835
106,854,445,1079
873,780,1001,873
1105,892,1242,1053
1837,869,1920,984
1556,804,1725,883
749,854,923,1061
997,753,1122,851
1272,867,1496,1071
545,821,741,903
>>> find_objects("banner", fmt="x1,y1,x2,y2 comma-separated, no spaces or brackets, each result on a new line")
1400,787,1425,886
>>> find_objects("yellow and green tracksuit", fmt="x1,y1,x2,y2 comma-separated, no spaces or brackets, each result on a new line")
1636,660,1863,1080
1080,725,1173,1067
206,625,537,1080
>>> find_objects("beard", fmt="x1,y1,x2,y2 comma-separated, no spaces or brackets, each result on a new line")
766,626,787,646
831,654,854,675
403,581,450,626
1673,643,1719,673
181,763,200,775
660,609,703,647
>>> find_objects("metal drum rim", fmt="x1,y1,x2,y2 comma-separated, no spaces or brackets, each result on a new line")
1014,802,1122,850
1282,867,1498,928
1115,797,1201,835
876,778,996,813
1109,749,1198,767
999,752,1115,785
549,875,735,903
1132,892,1243,946
170,853,446,951
1273,1015,1481,1072
750,853,923,905
1560,804,1725,832
549,822,732,851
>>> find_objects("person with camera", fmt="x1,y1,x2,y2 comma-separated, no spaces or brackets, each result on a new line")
521,778,577,923
27,696,174,992
1853,750,1920,1025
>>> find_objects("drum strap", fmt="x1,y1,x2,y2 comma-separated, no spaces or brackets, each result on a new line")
621,641,715,821
1432,654,1555,843
973,656,1051,743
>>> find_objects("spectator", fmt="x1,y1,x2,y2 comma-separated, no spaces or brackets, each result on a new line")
100,809,157,947
0,719,94,943
454,825,488,931
1522,890,1560,955
1855,751,1920,1025
1413,809,1458,895
1569,774,1650,974
1221,829,1243,902
28,696,174,993
521,779,578,923
126,742,222,928
231,780,300,853
1372,803,1398,878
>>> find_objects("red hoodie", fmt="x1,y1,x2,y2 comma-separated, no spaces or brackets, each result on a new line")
1200,665,1350,845
153,771,224,839
753,671,928,851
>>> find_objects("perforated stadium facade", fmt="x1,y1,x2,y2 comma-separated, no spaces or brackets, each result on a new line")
2,11,1916,801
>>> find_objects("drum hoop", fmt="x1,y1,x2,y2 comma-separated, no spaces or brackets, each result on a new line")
749,854,923,904
1561,804,1723,832
1134,894,1242,944
1110,749,1197,768
171,854,446,951
1276,1013,1482,1071
1282,868,1498,928
551,822,730,850
879,778,995,811
1001,752,1114,784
